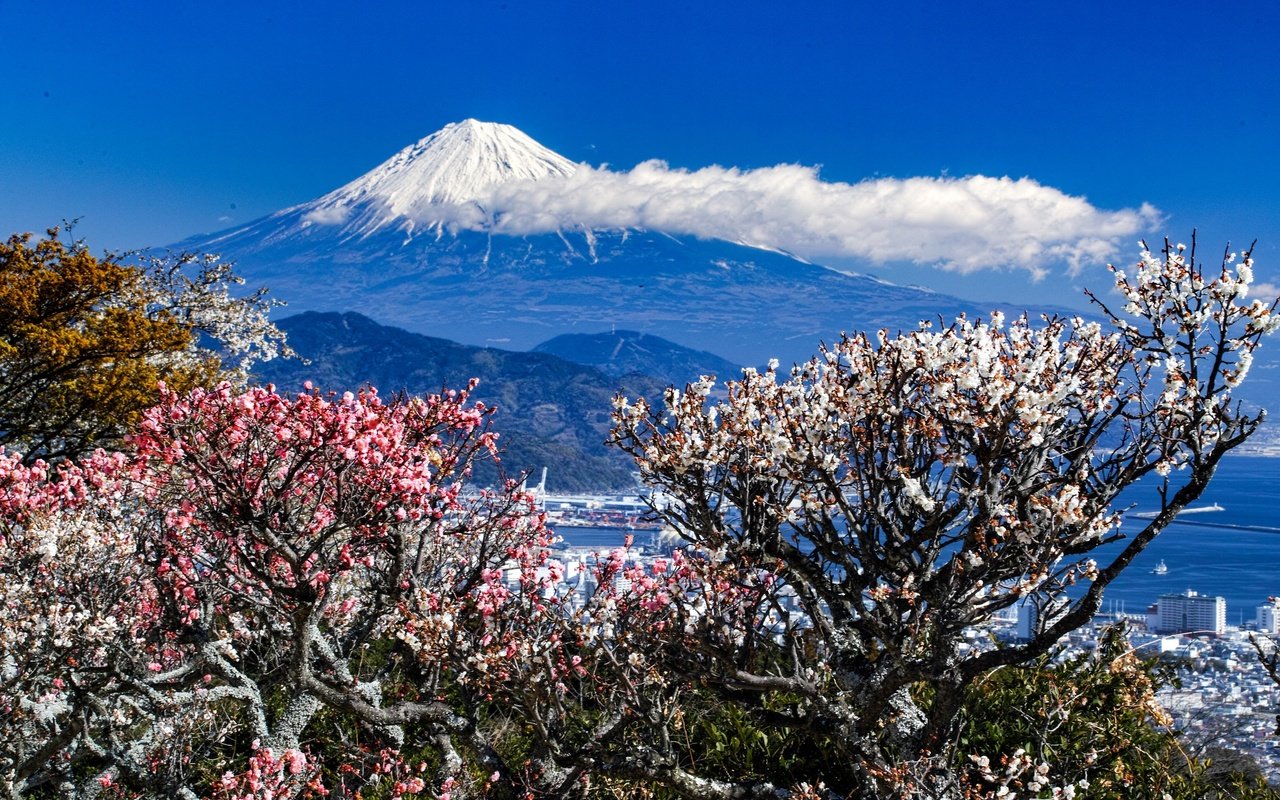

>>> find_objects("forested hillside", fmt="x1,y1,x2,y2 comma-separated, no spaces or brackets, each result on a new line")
254,311,668,491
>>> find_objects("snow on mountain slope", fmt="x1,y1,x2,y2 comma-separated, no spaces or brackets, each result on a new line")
274,120,576,240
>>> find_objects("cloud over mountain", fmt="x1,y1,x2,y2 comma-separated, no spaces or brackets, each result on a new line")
290,121,1158,278
176,120,1174,371
482,162,1159,278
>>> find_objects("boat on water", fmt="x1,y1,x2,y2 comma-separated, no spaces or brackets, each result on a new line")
1131,503,1224,520
1152,559,1169,575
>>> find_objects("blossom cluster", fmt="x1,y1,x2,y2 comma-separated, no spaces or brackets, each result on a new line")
134,250,296,379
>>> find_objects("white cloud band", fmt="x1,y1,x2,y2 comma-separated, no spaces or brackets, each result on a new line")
319,160,1162,277
494,163,1160,277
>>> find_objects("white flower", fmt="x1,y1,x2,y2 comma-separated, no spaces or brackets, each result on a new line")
900,475,936,513
34,534,58,563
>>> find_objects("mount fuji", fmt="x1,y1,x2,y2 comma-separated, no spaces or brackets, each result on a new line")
174,120,1071,367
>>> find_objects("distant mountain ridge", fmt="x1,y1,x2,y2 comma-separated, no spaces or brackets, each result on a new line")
534,329,746,388
253,311,671,492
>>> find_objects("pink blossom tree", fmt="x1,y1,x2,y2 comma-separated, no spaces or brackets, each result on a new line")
1,382,555,798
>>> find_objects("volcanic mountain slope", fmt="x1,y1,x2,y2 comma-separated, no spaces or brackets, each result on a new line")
253,311,668,492
174,120,1062,368
533,329,746,388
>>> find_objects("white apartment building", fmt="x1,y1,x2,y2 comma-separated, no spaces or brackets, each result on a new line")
1256,597,1280,634
1155,589,1226,636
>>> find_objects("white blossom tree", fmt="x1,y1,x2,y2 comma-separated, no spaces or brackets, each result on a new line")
600,239,1279,798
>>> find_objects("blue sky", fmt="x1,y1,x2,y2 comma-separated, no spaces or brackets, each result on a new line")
2,0,1278,309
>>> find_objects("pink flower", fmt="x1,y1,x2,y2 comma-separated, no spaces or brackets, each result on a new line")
282,748,307,775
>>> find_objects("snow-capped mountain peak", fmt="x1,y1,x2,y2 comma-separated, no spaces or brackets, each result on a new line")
294,120,577,236
176,121,1092,374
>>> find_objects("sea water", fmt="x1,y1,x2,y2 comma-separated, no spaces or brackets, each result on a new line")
553,455,1280,623
1096,454,1280,620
